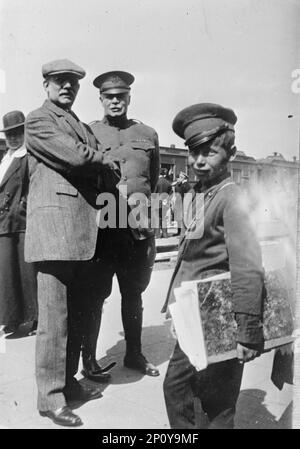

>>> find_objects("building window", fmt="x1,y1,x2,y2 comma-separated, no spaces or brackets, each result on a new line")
161,163,175,181
243,166,249,177
232,168,241,184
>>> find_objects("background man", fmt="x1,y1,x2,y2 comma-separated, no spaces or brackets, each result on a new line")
162,103,265,429
0,111,37,337
155,168,173,238
81,70,160,378
25,59,115,427
171,171,191,236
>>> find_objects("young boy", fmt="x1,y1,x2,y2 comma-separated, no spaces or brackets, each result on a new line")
162,103,265,429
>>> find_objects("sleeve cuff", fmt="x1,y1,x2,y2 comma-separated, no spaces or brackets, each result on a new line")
235,312,264,346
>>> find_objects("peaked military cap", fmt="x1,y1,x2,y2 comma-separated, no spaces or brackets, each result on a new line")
172,103,237,149
0,110,25,132
93,70,135,94
42,59,86,79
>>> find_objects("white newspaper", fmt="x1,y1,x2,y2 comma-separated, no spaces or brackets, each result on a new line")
169,283,208,371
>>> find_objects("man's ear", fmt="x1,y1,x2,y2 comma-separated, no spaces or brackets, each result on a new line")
43,79,49,91
127,94,131,106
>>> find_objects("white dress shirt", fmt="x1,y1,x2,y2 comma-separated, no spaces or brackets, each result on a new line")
0,144,27,186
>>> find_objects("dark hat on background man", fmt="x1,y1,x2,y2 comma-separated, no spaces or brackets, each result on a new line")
172,103,237,150
0,110,25,133
42,59,86,79
93,71,135,94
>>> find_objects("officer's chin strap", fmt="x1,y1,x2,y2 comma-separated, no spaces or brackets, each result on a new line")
184,123,235,151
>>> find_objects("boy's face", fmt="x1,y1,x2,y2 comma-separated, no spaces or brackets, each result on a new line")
188,140,229,183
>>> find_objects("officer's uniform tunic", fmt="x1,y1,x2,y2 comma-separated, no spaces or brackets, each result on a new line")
81,116,160,356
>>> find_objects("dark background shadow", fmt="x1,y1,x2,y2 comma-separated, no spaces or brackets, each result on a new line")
73,322,175,410
235,388,292,429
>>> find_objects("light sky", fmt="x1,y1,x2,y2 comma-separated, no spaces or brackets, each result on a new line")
0,0,299,160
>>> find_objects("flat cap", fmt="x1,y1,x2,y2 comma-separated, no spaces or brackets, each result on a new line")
42,59,86,79
172,103,237,148
93,70,134,94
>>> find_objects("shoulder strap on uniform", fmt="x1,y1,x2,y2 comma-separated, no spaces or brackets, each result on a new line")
131,118,144,125
219,181,235,191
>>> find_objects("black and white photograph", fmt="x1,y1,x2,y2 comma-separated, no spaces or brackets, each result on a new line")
0,0,299,431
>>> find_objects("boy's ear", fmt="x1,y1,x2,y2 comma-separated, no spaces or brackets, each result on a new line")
228,145,237,161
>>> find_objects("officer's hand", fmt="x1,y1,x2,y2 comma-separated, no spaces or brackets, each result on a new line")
236,343,260,364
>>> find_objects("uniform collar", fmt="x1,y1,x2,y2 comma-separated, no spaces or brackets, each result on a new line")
102,115,129,129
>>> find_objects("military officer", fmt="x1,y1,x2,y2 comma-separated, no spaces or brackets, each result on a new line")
162,103,265,429
81,71,160,379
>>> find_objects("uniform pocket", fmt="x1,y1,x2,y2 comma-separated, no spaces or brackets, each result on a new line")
131,141,155,152
56,183,78,197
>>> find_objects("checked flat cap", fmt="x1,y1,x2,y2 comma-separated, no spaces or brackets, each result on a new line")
42,59,86,79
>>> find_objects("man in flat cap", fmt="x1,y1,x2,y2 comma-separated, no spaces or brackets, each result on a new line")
25,59,116,427
162,103,265,429
80,70,160,378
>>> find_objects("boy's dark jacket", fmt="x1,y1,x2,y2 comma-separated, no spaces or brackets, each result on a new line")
162,172,265,346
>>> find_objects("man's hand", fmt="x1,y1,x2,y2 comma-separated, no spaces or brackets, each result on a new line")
236,343,260,364
102,153,121,176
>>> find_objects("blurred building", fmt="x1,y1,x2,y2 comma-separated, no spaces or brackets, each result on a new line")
159,144,188,181
256,151,299,192
160,145,299,190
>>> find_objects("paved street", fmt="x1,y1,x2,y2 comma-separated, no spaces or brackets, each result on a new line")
0,264,293,429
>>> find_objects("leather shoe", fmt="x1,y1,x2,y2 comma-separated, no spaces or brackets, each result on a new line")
81,357,113,383
40,406,83,427
64,380,102,404
124,352,160,377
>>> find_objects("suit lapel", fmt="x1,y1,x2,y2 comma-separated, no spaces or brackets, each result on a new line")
64,112,88,143
0,157,21,188
44,100,87,143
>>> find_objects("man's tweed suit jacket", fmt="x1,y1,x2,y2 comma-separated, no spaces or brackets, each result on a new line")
24,100,104,262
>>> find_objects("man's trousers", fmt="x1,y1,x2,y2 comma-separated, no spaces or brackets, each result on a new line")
35,260,104,412
81,229,156,358
163,342,244,429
